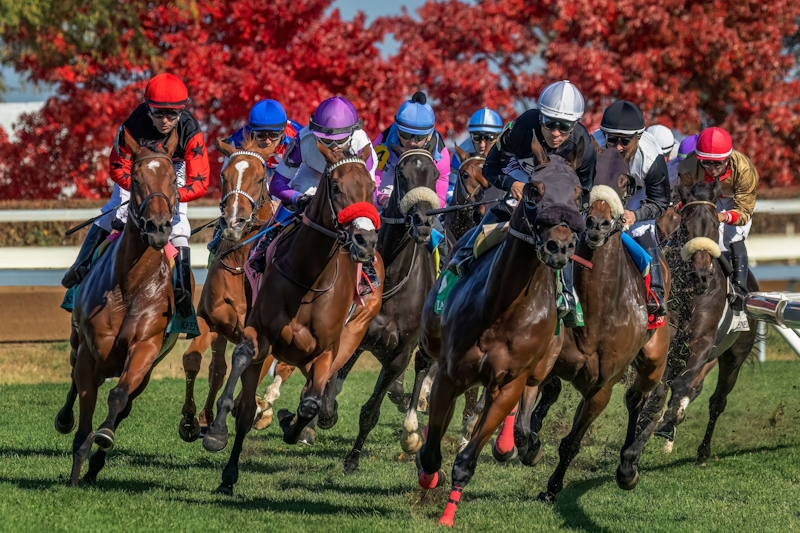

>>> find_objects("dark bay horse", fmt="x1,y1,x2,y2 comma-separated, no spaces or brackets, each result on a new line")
643,178,758,465
509,148,671,501
202,142,384,495
178,136,276,441
316,144,441,474
55,129,187,485
416,139,587,527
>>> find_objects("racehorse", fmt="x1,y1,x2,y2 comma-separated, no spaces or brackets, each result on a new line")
55,129,187,485
416,138,587,526
178,136,276,442
509,148,671,501
315,144,442,474
644,178,758,465
202,142,384,495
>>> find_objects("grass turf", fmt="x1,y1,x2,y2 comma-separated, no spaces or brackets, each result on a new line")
1,360,799,532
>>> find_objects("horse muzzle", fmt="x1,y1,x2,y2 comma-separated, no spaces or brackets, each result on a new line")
409,206,435,245
584,215,614,249
219,216,248,242
542,235,576,270
349,227,378,264
143,218,172,250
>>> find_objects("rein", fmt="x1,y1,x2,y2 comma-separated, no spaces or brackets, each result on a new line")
128,153,179,241
681,200,718,212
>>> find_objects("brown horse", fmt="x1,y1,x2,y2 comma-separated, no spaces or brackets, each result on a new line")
643,178,758,465
178,136,277,442
54,129,187,485
509,148,671,501
415,139,587,527
202,142,384,495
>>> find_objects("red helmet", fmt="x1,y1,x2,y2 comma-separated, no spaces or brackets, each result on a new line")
144,73,189,109
696,127,732,161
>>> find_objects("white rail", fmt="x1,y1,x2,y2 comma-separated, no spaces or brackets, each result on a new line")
0,206,220,222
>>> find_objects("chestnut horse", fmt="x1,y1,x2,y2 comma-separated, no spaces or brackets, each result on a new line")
643,179,758,465
202,143,384,495
510,148,671,502
315,144,442,474
55,129,187,485
178,136,281,442
416,139,587,526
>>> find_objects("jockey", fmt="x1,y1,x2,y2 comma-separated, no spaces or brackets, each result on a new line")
61,73,210,318
646,125,677,161
448,80,596,323
448,107,504,203
678,127,758,310
208,99,301,255
598,100,670,318
373,91,450,210
667,134,698,193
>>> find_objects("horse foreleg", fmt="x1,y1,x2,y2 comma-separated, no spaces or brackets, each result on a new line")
525,378,562,466
55,375,78,435
217,363,260,495
279,349,332,445
70,347,98,487
618,324,670,489
204,327,262,453
344,347,414,474
443,374,526,527
180,318,213,442
417,361,438,412
539,380,615,503
401,351,433,454
418,368,459,494
509,384,538,462
200,335,228,432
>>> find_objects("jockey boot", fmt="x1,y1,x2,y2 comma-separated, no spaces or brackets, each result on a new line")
174,246,194,318
558,263,581,327
251,225,282,274
207,223,222,257
646,247,667,318
729,241,748,312
61,224,110,289
360,261,382,296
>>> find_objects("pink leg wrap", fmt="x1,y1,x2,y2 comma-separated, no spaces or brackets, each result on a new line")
438,486,463,527
495,406,517,454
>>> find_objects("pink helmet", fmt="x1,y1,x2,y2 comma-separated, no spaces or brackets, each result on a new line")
309,96,362,141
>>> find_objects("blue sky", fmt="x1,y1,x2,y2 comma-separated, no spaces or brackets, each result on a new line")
1,0,426,102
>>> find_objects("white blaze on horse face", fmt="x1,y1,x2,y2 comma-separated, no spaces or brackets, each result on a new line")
232,160,249,222
352,217,375,231
147,160,161,171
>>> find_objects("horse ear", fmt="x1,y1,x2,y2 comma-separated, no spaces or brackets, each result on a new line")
565,136,585,172
390,143,404,157
316,139,335,164
216,138,235,157
711,176,722,199
425,138,437,156
359,143,373,163
677,179,693,205
617,173,630,197
622,134,639,164
531,133,549,167
123,128,143,159
164,128,179,159
454,144,469,162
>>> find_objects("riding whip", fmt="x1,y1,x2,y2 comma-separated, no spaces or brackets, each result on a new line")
64,201,130,236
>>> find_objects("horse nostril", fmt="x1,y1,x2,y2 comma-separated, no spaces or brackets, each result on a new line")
586,216,596,229
354,233,367,247
600,220,611,230
546,240,560,255
145,220,157,234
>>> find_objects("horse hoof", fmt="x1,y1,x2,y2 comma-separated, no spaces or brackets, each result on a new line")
178,415,201,442
299,427,315,446
253,409,273,431
54,408,76,435
203,431,229,453
615,466,639,490
317,407,338,430
277,409,293,430
82,473,98,486
343,454,360,475
215,483,233,496
92,428,115,451
520,444,543,467
418,468,447,490
401,431,423,455
537,491,556,504
417,398,428,413
491,440,518,463
663,440,674,453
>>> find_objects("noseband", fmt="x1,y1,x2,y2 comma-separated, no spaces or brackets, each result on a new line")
128,153,179,241
219,150,270,230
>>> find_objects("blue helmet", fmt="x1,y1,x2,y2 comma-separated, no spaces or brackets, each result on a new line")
395,92,436,136
467,108,503,135
248,99,287,131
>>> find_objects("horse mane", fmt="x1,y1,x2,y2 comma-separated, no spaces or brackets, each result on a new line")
237,134,263,152
689,181,718,202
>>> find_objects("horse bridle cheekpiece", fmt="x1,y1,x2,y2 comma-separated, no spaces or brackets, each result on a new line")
382,149,440,226
129,153,179,240
219,150,269,228
457,155,487,204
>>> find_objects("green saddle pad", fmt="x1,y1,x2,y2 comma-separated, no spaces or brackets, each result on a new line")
434,270,459,316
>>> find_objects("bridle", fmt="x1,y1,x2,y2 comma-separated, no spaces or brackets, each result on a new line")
381,149,436,227
584,186,631,249
128,152,179,242
455,156,487,205
219,150,270,230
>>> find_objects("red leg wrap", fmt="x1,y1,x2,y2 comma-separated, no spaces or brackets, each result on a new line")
438,486,463,527
495,407,517,454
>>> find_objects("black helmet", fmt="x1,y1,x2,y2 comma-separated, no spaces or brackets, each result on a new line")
600,101,645,136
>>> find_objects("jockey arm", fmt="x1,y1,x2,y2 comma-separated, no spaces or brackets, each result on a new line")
482,142,517,192
109,126,134,190
434,146,450,208
725,151,759,226
272,139,304,205
178,132,210,202
633,154,670,222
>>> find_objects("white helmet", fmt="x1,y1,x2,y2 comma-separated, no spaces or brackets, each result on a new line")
646,125,676,156
538,80,585,122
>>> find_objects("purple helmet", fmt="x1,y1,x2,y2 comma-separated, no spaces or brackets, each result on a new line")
677,134,699,161
309,96,362,141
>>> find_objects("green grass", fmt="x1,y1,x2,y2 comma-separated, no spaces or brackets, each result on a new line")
1,362,800,532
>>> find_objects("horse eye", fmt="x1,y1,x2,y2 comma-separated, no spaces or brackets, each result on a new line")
331,184,340,194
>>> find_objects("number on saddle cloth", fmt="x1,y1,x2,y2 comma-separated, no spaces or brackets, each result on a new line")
620,232,652,277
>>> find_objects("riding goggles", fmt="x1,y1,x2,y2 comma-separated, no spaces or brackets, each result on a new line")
540,116,576,134
148,106,183,120
398,130,429,142
253,129,284,141
699,158,729,171
605,133,635,147
317,135,352,149
471,133,498,143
